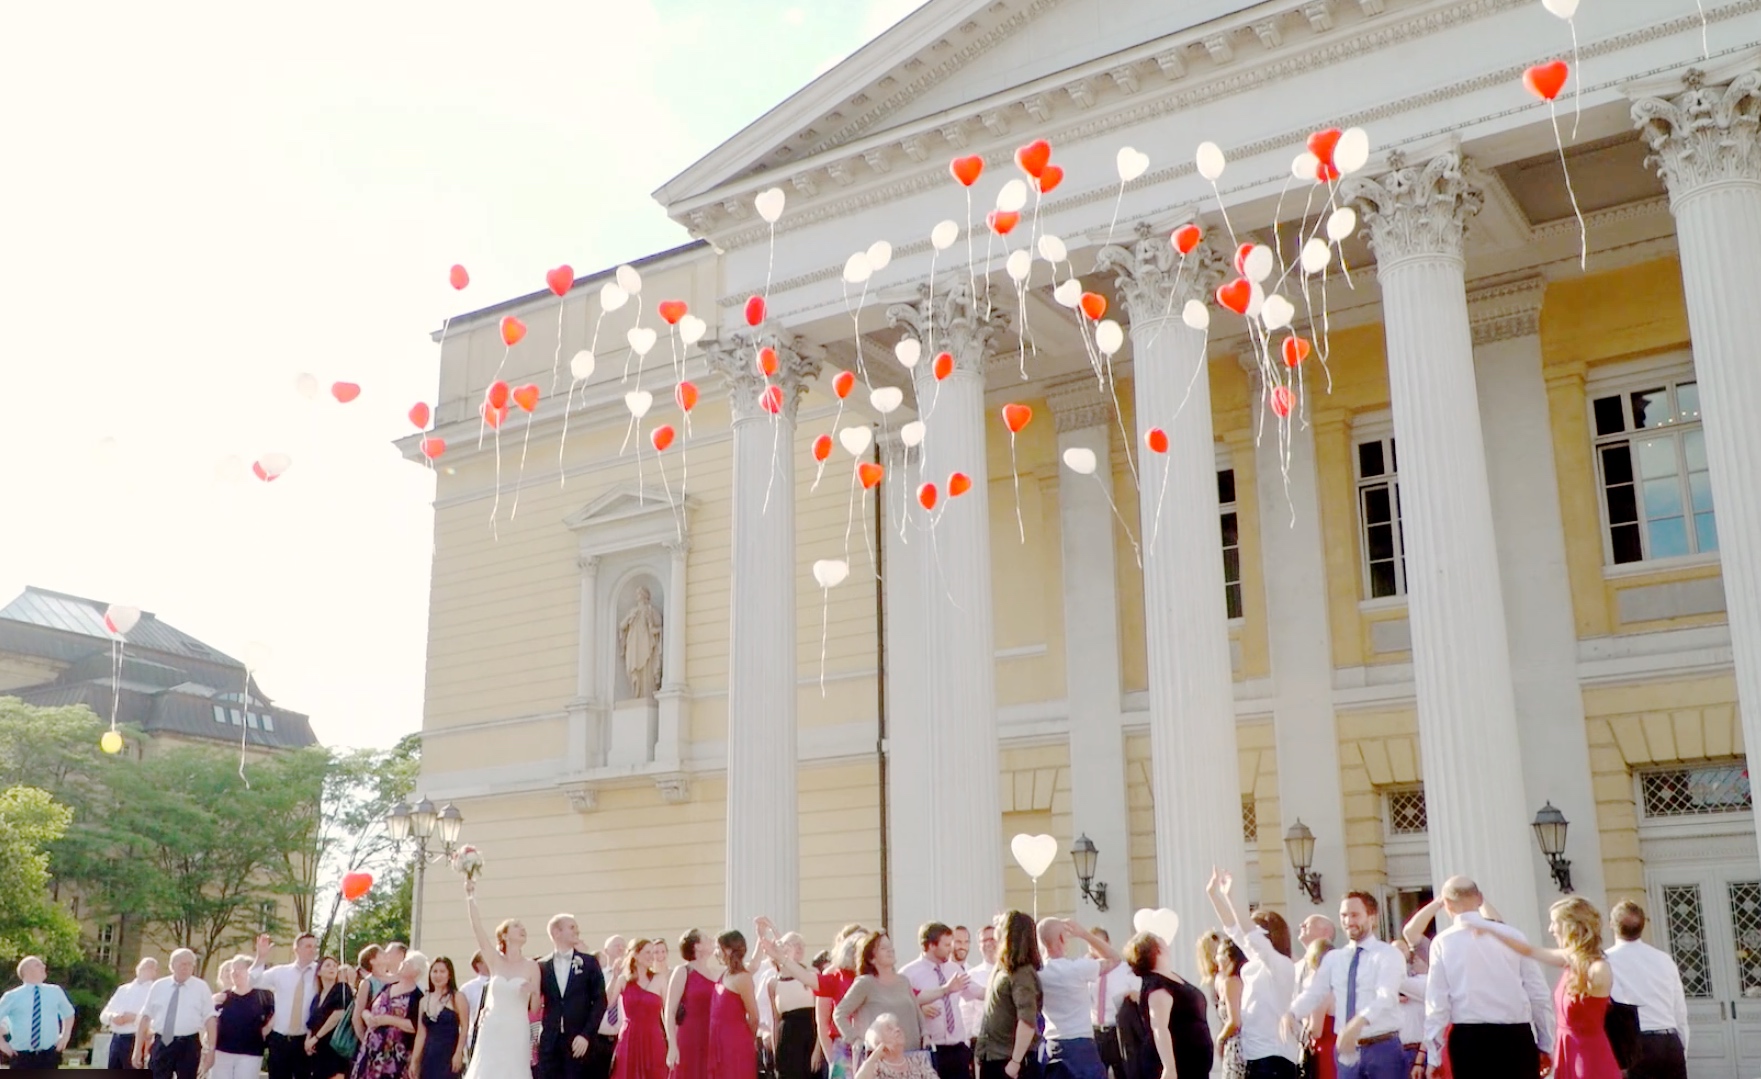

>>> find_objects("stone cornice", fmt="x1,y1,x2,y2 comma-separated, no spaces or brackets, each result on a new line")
1044,376,1115,432
1467,275,1545,345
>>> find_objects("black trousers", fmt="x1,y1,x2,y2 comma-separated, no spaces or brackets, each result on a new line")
1093,1028,1123,1079
980,1056,1044,1079
1245,1059,1301,1079
9,1048,61,1069
583,1032,618,1079
931,1042,974,1079
108,1033,138,1071
1445,1023,1539,1079
1628,1032,1687,1079
268,1032,311,1079
150,1034,202,1079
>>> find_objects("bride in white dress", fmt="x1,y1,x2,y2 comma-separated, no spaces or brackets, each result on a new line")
463,877,543,1079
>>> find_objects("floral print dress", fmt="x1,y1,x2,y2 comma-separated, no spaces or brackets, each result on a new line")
351,985,422,1079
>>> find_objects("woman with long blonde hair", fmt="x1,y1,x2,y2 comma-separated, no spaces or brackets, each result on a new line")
1472,896,1620,1079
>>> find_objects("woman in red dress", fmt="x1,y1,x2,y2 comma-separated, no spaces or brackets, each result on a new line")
667,930,719,1079
613,940,669,1079
709,931,761,1079
1471,897,1621,1079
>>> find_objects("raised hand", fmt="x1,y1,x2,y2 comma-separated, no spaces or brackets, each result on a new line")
1218,870,1234,896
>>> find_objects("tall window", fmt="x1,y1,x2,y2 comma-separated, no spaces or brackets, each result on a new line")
96,923,116,965
1219,469,1243,619
1355,435,1406,598
1592,376,1716,564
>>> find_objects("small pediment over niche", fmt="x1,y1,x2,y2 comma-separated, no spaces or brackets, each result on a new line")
565,482,694,556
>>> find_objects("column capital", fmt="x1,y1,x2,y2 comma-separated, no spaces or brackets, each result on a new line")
577,553,601,574
1343,150,1483,265
886,277,1007,377
704,324,825,422
1467,276,1545,346
1045,377,1115,432
1095,220,1227,323
1632,68,1761,200
661,536,691,556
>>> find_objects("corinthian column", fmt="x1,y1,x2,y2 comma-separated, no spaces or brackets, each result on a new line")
705,327,824,932
1633,72,1761,863
1344,152,1541,923
886,280,1007,930
1096,223,1243,972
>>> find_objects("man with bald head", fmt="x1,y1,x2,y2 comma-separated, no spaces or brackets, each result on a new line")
1422,877,1552,1078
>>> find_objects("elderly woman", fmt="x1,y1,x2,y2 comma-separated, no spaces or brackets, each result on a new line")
855,1015,935,1079
211,955,276,1079
352,951,426,1079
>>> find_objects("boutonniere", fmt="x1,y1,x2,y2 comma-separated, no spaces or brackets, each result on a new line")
571,955,585,974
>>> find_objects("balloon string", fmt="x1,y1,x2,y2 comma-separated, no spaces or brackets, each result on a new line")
550,303,565,395
238,665,253,789
1010,436,1025,544
489,427,503,540
762,410,782,516
964,188,977,325
562,311,609,486
510,412,535,520
862,488,878,580
1148,452,1174,550
1568,18,1582,140
480,345,509,450
1696,0,1709,58
110,638,124,735
843,460,861,561
1093,473,1142,569
818,586,831,697
926,510,964,614
657,449,680,542
1104,179,1125,249
1549,103,1588,271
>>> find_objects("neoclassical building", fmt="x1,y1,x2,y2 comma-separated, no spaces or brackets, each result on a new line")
411,2,1761,1075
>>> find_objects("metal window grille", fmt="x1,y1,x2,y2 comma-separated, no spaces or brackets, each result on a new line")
1662,884,1714,998
1241,797,1258,843
1387,788,1427,835
1640,763,1752,818
1728,881,1761,994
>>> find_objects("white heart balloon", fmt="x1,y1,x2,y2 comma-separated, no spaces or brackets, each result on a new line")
1196,141,1227,182
625,390,653,418
1261,293,1296,331
627,326,657,357
866,240,893,272
755,186,786,224
1327,206,1358,242
293,373,319,400
1053,279,1083,308
900,420,926,448
870,387,904,414
599,282,629,312
1335,128,1370,175
839,426,874,456
104,604,142,635
1006,249,1032,283
1300,237,1332,274
996,178,1028,213
843,252,873,285
1062,447,1097,475
1037,234,1067,263
1009,833,1059,880
616,264,642,295
570,349,596,380
1243,244,1275,284
895,339,922,369
678,314,707,346
1095,319,1124,356
1245,280,1266,320
258,452,292,478
931,220,960,251
1541,0,1578,17
1116,146,1150,183
813,559,850,589
1132,908,1181,945
1182,299,1211,330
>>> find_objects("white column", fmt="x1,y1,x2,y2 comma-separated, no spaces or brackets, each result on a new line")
566,555,601,772
1047,379,1132,941
1345,151,1541,926
887,280,1006,930
1470,280,1606,917
706,329,824,932
1634,72,1761,865
656,538,690,766
1098,224,1243,973
881,431,934,937
1253,415,1348,922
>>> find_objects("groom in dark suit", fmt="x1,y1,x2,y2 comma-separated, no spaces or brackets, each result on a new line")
538,913,607,1079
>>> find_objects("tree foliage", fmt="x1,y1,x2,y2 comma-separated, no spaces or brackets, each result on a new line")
311,732,419,956
0,785,81,964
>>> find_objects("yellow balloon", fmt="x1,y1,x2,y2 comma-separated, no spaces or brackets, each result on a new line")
100,731,123,755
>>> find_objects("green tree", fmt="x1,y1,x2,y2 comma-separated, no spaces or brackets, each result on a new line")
335,862,413,962
0,785,81,965
310,733,419,955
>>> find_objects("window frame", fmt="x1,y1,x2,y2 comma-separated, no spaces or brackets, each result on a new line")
1587,358,1718,570
1353,418,1407,601
1218,465,1244,622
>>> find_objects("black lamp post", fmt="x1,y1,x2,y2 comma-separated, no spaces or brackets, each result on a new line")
1070,834,1109,912
1533,801,1573,893
384,797,464,949
1285,819,1323,905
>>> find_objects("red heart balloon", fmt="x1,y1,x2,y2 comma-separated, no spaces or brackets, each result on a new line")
1307,128,1343,167
918,482,939,511
1524,60,1569,102
1172,224,1202,255
252,461,277,482
1216,278,1253,316
1270,384,1295,418
1282,336,1313,368
546,265,574,297
341,871,374,901
933,352,954,381
674,381,699,413
408,402,431,429
500,316,526,347
813,434,834,463
950,155,984,187
987,210,1020,236
1002,403,1033,434
651,424,676,452
1079,292,1107,321
761,384,784,415
948,472,972,497
512,384,540,413
487,381,511,410
658,300,688,325
1316,161,1342,183
745,295,766,326
1234,243,1255,275
758,346,779,377
330,382,361,404
421,437,447,460
1015,139,1052,179
481,402,508,429
833,370,855,399
1035,164,1064,194
1145,427,1170,454
449,264,469,290
858,461,885,490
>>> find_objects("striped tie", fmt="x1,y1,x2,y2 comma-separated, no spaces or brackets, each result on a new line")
30,986,42,1051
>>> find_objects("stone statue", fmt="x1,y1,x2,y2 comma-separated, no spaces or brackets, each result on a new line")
618,586,663,698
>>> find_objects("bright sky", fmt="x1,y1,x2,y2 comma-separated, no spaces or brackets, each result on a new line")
0,0,925,749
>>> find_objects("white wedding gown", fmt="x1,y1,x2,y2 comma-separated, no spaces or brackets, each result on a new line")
465,975,533,1079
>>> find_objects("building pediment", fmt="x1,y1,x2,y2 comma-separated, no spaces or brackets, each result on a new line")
565,482,695,556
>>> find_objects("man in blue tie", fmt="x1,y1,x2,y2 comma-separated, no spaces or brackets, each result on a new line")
0,956,76,1069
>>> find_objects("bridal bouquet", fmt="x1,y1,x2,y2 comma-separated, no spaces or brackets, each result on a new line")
451,844,485,880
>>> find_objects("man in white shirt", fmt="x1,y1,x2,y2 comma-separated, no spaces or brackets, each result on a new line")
1391,939,1428,1074
251,932,319,1079
1422,876,1552,1079
461,952,491,1056
1605,900,1689,1079
1087,927,1138,1079
1038,918,1124,1079
101,956,159,1070
963,923,999,1043
1206,870,1301,1077
902,922,981,1079
585,935,626,1079
1284,891,1405,1079
136,948,218,1079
